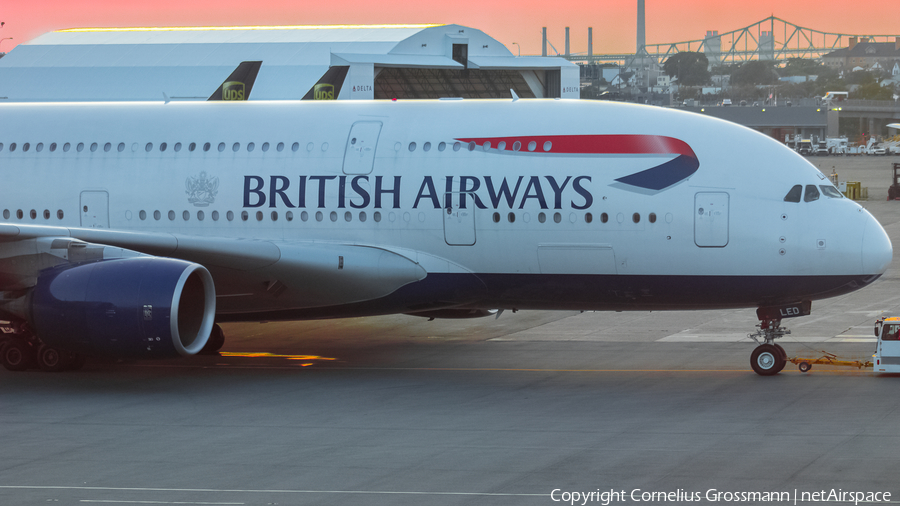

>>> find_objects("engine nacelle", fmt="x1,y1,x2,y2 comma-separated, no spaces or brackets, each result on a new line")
31,257,216,359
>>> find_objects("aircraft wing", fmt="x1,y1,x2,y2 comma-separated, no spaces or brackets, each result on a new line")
0,223,428,308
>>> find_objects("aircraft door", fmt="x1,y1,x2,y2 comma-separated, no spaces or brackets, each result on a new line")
342,121,382,175
80,190,109,228
443,178,476,246
694,192,729,247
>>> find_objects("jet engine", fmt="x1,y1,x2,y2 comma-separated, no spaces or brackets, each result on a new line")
30,257,216,358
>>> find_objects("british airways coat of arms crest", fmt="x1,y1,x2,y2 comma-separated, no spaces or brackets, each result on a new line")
185,171,219,207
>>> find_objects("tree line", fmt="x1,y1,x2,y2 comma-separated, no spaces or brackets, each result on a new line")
662,52,894,101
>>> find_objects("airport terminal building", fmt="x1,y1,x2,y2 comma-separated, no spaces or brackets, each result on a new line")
0,24,579,101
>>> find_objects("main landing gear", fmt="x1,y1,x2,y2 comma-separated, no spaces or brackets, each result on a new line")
199,323,226,355
0,323,226,372
1,336,86,372
1,319,87,373
747,302,812,376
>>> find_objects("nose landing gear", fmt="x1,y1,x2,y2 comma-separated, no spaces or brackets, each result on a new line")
749,319,790,375
748,302,811,376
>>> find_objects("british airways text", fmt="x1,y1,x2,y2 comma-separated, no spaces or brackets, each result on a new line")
243,175,593,210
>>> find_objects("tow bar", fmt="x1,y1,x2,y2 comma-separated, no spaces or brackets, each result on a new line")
788,352,873,373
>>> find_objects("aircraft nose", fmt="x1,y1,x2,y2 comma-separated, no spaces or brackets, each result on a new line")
862,212,892,275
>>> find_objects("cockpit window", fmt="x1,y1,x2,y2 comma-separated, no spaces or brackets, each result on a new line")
784,185,802,203
820,185,843,199
804,185,820,202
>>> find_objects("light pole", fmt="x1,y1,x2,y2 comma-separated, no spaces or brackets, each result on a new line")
512,42,520,57
1,22,9,53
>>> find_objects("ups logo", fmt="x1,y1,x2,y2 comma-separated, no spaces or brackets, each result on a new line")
222,81,245,101
314,83,335,100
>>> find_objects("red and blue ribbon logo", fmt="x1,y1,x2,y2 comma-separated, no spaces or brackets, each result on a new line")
455,135,699,192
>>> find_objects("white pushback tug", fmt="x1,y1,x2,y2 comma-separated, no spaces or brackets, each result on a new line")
873,316,900,373
791,316,900,373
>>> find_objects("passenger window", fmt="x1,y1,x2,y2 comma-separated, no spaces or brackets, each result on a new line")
783,185,802,203
804,185,820,202
820,185,843,199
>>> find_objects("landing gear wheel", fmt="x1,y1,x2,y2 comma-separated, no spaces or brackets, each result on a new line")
37,345,70,372
798,361,812,373
774,344,786,358
773,344,787,373
2,338,35,372
199,324,225,355
751,344,785,376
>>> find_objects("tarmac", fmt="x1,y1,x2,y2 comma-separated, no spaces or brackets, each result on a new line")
1,155,899,505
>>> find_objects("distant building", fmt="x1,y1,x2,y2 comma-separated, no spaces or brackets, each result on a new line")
578,63,621,84
778,75,817,84
624,54,661,91
710,74,731,87
0,24,578,101
881,62,900,88
823,37,900,70
610,71,635,88
685,106,828,142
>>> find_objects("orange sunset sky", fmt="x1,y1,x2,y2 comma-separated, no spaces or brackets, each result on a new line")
1,0,898,56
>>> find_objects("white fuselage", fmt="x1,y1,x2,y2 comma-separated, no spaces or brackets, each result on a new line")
0,99,892,320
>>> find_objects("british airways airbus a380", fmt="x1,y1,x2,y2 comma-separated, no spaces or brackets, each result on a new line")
0,97,891,375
